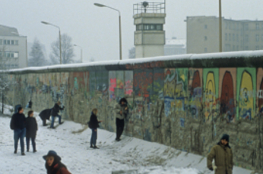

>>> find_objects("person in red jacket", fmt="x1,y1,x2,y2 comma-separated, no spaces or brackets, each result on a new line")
43,150,71,174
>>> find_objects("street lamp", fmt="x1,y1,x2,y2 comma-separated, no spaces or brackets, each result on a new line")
94,3,122,60
41,21,62,64
74,44,83,63
219,0,222,52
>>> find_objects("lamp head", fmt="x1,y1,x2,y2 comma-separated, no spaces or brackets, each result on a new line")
142,1,149,8
94,3,105,7
41,21,49,25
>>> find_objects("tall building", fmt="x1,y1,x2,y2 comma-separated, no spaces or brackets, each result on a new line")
133,1,166,58
186,16,263,54
0,25,27,69
164,37,186,56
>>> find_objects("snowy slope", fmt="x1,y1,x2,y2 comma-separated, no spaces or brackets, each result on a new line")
0,115,252,174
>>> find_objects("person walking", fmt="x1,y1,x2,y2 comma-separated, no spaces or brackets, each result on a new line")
10,107,26,155
88,108,101,149
115,98,128,141
43,150,71,174
26,110,38,152
50,101,64,129
207,134,234,174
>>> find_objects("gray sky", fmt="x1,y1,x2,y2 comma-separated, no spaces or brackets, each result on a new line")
1,0,262,62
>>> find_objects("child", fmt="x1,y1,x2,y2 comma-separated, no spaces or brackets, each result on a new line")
43,150,71,174
26,110,38,152
89,109,101,149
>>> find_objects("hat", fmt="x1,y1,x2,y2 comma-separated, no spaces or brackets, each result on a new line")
43,150,61,161
221,134,229,142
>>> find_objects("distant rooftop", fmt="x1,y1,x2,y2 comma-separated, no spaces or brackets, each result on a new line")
133,1,166,15
166,38,186,47
0,24,19,36
185,16,263,22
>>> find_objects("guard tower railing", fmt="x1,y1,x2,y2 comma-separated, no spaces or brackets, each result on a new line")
133,1,166,15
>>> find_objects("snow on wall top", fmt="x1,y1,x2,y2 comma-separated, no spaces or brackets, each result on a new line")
8,50,263,73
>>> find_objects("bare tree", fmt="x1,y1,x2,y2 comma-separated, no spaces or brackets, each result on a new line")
0,46,16,113
28,38,47,67
50,33,75,64
90,57,95,62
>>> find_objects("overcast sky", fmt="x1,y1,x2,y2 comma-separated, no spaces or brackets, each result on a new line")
1,0,262,62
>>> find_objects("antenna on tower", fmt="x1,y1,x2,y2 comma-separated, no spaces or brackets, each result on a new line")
142,1,149,13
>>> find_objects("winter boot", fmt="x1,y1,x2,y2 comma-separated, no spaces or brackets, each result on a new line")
14,150,17,154
33,150,37,153
21,152,25,156
93,146,99,149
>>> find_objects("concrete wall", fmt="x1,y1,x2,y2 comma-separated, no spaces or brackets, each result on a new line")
6,53,263,171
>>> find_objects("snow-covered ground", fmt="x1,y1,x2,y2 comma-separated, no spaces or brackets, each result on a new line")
0,114,252,174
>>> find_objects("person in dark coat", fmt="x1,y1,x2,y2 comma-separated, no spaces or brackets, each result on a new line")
10,107,26,155
114,98,128,141
39,108,52,126
50,101,64,128
26,110,38,152
89,108,101,149
43,150,71,174
207,134,233,174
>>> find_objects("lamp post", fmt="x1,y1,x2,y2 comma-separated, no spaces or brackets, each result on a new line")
41,21,62,64
94,3,122,60
74,44,83,63
219,0,222,52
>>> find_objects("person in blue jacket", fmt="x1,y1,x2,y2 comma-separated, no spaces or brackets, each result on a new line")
88,108,101,149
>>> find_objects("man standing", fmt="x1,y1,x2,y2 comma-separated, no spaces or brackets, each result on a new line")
115,98,128,141
10,107,26,155
207,134,233,174
50,101,64,128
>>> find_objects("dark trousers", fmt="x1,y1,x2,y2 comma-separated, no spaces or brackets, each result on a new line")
26,135,36,151
42,119,46,126
116,118,124,139
90,129,97,146
14,128,26,153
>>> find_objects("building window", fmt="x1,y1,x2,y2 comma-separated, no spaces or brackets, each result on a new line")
256,46,259,50
225,33,227,41
229,34,231,41
245,35,249,42
15,40,18,45
204,25,207,29
236,34,239,42
3,40,6,45
256,34,259,42
237,45,239,50
7,40,10,45
0,39,2,45
204,36,207,41
256,23,260,30
232,34,235,41
204,48,207,52
233,45,235,51
245,46,249,50
11,40,14,45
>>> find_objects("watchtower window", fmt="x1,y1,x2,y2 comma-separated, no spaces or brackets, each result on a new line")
136,24,163,31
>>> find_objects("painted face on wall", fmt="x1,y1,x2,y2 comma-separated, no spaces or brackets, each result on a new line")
204,72,216,121
239,71,253,120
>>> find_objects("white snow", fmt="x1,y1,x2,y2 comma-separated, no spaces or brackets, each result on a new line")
7,50,263,73
0,114,253,174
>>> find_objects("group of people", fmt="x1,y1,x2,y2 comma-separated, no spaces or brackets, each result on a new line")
9,97,233,174
88,98,129,148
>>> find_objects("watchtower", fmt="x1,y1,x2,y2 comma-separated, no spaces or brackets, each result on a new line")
133,1,166,58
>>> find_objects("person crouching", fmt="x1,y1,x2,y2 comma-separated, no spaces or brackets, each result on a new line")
43,150,71,174
89,108,101,149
